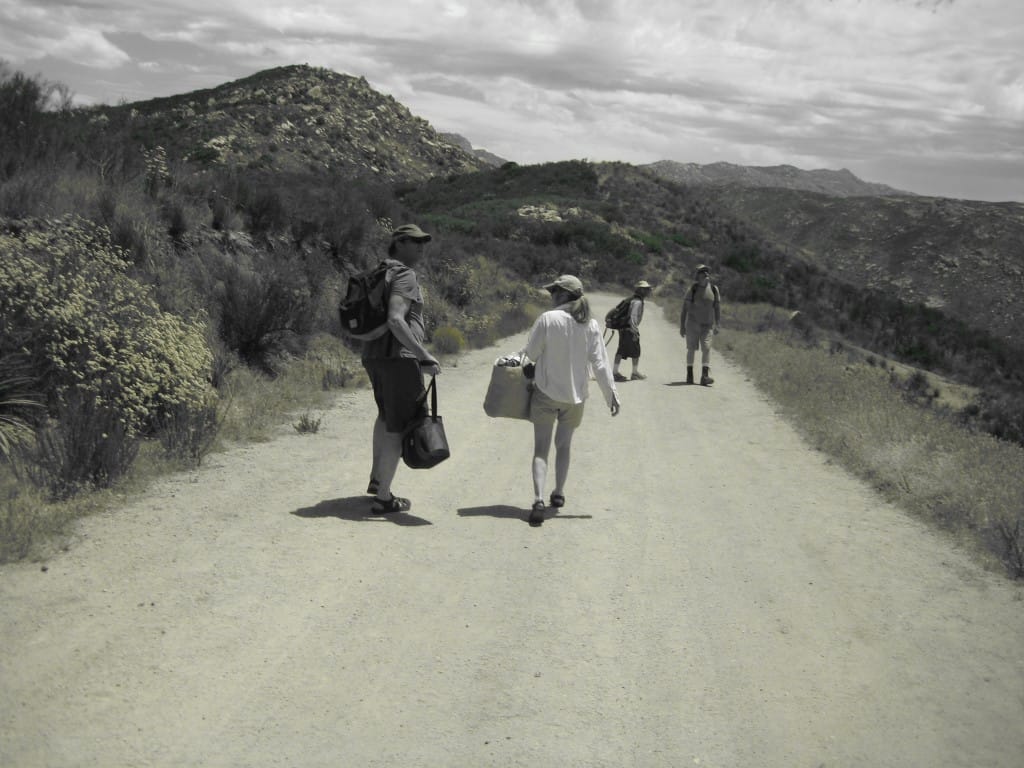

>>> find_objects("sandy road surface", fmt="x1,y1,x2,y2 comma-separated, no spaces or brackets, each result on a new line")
2,293,1023,768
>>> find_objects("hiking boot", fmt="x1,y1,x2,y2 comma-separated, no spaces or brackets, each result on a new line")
529,500,546,526
686,366,694,385
700,367,714,386
630,372,647,380
613,372,629,382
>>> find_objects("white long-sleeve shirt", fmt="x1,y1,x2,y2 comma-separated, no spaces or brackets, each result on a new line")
522,305,618,407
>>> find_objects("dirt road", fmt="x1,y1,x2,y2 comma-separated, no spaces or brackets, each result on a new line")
2,294,1023,767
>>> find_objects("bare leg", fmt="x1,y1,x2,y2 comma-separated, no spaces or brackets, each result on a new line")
552,420,576,497
372,416,403,500
532,420,555,503
613,353,623,375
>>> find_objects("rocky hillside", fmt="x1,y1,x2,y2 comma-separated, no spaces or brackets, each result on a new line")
700,185,1024,345
93,65,490,181
646,160,912,197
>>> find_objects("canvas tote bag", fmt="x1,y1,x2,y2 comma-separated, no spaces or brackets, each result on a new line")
483,357,533,420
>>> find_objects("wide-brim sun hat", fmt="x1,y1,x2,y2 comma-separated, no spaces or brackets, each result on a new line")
391,223,432,242
543,274,584,297
695,264,711,275
634,280,652,290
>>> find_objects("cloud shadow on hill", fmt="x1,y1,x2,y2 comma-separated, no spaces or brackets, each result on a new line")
292,497,432,526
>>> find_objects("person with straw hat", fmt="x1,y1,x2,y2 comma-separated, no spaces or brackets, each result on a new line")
613,279,653,382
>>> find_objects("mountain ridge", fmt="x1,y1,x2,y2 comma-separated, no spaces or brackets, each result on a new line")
645,160,913,198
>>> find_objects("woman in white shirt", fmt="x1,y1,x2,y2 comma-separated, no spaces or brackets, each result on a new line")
520,275,621,526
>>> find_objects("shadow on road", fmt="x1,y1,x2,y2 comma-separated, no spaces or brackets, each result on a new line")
292,497,433,526
457,505,593,524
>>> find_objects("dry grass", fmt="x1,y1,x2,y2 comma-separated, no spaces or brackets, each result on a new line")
715,302,1024,578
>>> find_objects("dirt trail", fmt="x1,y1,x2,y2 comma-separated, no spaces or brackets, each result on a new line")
2,293,1023,768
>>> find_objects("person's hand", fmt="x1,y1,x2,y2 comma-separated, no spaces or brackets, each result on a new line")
713,325,720,335
420,357,441,376
610,395,621,417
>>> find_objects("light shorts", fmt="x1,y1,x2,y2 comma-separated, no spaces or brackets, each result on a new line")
685,322,714,353
529,385,585,429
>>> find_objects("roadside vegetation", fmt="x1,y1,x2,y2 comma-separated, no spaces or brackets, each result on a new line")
688,301,1024,579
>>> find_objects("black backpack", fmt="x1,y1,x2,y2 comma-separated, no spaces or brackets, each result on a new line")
605,296,638,330
338,261,392,339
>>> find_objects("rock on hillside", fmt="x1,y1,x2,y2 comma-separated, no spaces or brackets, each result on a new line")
99,65,489,181
646,160,912,198
702,185,1024,345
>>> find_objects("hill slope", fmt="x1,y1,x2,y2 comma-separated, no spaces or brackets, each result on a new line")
95,64,489,181
699,185,1024,345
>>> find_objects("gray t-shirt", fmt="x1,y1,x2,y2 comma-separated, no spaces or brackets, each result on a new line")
361,259,424,360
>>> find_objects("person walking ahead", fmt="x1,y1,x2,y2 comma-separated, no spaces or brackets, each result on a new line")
520,275,620,526
613,279,652,382
361,224,441,514
679,264,721,386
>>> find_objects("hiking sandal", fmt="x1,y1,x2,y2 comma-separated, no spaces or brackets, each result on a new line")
549,493,565,508
371,495,412,514
529,500,546,526
366,478,380,495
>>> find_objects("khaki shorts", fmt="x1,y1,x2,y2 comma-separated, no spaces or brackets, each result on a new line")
686,322,714,353
529,386,584,429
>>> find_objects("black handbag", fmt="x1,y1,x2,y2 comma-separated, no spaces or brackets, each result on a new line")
401,375,450,469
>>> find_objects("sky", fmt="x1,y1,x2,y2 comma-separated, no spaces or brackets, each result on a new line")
2,0,1022,202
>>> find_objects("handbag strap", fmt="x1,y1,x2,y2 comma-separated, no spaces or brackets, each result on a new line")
416,375,439,420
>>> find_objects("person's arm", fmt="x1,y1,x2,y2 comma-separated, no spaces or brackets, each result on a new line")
629,298,642,333
589,323,621,415
386,293,440,375
679,295,688,336
713,287,722,330
521,314,547,362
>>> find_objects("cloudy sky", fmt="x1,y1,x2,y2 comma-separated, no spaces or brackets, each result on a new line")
2,0,1022,201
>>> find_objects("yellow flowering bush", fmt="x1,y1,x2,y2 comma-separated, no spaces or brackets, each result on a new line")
1,216,214,489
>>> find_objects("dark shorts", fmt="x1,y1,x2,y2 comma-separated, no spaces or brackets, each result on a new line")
363,357,426,433
616,329,641,359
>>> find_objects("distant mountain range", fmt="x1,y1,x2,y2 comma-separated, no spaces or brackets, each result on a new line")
645,160,913,198
438,133,507,168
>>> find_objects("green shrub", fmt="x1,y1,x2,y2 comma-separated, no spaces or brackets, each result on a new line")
0,215,215,492
432,326,466,354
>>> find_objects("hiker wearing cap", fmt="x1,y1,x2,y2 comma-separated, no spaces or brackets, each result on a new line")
518,275,621,526
679,264,721,386
362,224,441,514
613,279,653,382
